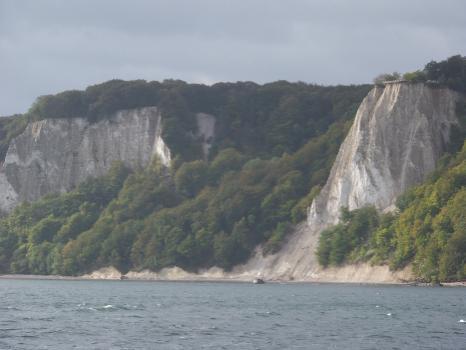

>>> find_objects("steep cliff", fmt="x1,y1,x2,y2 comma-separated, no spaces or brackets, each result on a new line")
309,82,459,225
0,107,171,213
236,82,460,280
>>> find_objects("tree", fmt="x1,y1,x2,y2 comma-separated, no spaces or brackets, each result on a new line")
29,215,64,244
174,160,208,197
208,148,246,184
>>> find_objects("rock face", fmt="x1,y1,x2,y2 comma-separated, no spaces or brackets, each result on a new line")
0,107,171,213
309,82,459,226
195,113,216,159
237,82,460,281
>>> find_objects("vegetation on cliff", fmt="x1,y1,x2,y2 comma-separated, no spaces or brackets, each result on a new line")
0,81,369,275
403,55,466,93
373,55,466,93
0,114,28,160
0,122,350,275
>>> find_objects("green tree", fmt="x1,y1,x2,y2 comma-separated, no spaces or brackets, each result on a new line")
175,160,208,197
29,215,64,244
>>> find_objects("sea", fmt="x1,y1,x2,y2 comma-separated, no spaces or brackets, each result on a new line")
0,279,465,349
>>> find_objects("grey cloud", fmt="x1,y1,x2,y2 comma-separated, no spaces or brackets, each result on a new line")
1,0,465,115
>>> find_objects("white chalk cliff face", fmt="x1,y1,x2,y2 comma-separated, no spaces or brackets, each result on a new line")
310,82,459,226
236,82,460,281
0,107,171,213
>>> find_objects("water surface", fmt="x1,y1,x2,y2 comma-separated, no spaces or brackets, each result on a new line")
0,280,465,349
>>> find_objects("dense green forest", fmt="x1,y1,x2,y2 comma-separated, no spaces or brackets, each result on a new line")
0,80,369,275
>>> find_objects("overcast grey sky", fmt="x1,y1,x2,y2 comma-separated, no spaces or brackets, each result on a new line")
1,0,465,115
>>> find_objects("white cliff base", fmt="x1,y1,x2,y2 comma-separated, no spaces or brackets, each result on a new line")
85,262,412,283
81,266,122,280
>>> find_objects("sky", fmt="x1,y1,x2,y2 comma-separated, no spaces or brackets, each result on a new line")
1,0,466,116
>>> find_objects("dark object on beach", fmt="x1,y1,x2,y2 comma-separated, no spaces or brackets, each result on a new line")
253,278,265,284
120,275,128,280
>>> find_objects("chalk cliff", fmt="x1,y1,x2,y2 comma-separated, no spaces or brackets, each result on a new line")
236,82,460,281
309,82,459,226
0,107,171,213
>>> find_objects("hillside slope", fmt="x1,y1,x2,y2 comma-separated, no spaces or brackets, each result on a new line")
0,81,369,275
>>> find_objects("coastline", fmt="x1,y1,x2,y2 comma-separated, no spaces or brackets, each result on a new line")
1,271,464,287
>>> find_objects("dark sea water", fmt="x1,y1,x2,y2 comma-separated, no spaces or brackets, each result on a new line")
0,280,465,349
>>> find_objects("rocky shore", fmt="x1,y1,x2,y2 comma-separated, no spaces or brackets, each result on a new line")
2,265,464,286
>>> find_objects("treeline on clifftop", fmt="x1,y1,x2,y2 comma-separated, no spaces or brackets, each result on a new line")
2,80,369,161
3,55,463,161
0,80,369,275
377,55,466,93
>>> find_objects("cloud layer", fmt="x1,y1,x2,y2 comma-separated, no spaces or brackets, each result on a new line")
1,0,465,115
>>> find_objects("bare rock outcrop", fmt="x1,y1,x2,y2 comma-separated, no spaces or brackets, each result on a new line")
196,113,216,159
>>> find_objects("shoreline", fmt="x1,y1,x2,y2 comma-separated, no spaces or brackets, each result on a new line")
1,273,465,287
